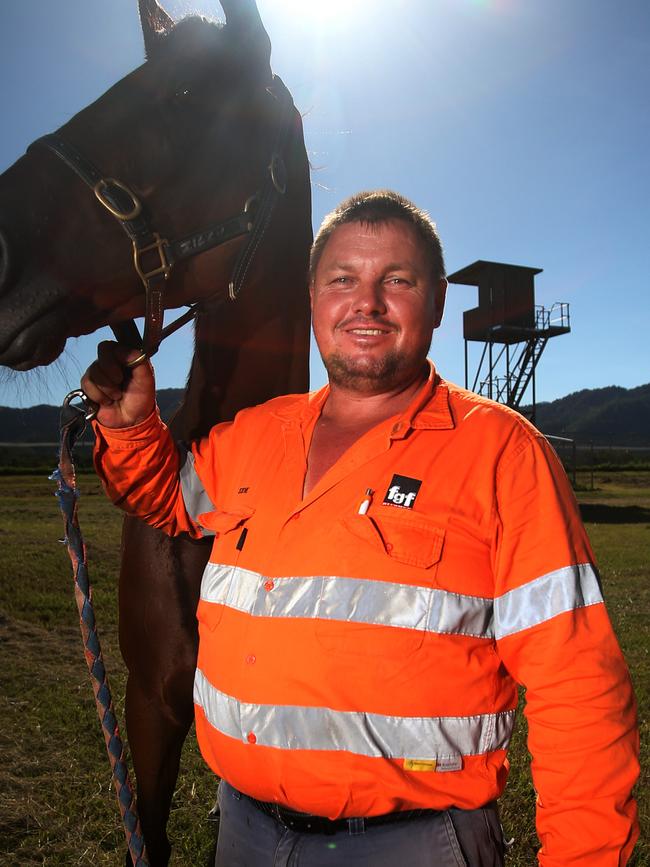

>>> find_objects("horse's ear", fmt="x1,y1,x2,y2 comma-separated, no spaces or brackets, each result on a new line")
138,0,174,58
221,0,271,66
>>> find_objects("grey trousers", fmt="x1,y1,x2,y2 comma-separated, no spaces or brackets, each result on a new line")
214,781,506,867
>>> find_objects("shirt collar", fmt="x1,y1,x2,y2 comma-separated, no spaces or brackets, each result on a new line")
272,359,454,434
389,360,455,440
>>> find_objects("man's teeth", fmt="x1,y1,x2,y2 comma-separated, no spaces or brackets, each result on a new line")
351,328,384,335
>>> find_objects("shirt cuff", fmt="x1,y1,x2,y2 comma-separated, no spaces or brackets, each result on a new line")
92,406,166,447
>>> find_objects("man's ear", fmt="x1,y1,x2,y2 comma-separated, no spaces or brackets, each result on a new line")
434,278,448,328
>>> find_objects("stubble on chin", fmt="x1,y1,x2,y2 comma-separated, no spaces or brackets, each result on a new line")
322,351,403,393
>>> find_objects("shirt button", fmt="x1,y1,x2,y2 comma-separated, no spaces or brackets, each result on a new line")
246,654,256,665
264,579,275,592
291,512,301,521
385,542,394,552
391,422,402,434
247,732,257,744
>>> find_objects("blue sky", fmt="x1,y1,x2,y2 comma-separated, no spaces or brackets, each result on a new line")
1,0,648,408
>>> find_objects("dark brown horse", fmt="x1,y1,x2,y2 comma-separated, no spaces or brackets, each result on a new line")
0,1,311,863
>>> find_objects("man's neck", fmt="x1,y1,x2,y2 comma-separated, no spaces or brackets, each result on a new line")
321,367,428,430
302,368,429,498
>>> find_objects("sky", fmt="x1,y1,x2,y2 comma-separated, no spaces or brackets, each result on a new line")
0,0,648,408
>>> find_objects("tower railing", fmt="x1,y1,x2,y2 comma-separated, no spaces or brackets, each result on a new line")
536,302,570,332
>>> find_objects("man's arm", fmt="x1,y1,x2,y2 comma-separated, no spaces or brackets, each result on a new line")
82,342,202,537
493,430,639,865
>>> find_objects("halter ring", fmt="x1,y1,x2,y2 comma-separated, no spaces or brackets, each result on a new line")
269,154,287,195
94,178,143,221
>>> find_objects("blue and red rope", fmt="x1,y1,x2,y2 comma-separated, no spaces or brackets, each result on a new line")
52,399,148,866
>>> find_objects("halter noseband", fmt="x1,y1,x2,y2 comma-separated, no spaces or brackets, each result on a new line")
29,75,296,360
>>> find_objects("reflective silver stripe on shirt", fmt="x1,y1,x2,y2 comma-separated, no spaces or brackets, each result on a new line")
179,446,215,536
494,563,603,640
194,669,515,759
200,563,495,639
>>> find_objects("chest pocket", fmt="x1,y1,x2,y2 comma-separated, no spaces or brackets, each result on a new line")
195,506,255,632
344,509,445,570
314,510,445,658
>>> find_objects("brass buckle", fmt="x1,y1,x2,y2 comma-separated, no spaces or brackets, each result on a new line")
93,178,142,221
132,233,171,286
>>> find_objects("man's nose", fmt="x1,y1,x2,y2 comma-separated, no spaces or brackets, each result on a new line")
352,280,387,315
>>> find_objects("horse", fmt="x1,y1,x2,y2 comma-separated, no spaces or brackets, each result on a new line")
0,1,312,863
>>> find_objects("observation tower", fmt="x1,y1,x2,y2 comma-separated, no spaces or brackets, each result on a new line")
447,260,570,423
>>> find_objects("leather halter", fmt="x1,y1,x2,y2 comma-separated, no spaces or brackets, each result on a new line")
29,75,296,360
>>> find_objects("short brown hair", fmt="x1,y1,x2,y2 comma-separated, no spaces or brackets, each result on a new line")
309,190,446,283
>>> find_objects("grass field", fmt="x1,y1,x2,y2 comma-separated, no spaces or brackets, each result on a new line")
0,470,647,865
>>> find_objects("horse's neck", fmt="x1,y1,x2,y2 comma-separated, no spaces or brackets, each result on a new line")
169,305,310,442
169,126,313,444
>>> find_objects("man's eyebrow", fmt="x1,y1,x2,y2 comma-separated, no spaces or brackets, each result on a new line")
320,261,356,272
321,260,418,272
382,261,419,272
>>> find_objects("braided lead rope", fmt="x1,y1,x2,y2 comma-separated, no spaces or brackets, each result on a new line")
51,398,148,866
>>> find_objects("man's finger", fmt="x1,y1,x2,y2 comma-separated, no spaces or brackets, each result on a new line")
81,362,124,405
96,341,133,383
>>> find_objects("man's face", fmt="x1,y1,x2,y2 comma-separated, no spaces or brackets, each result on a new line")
310,219,447,394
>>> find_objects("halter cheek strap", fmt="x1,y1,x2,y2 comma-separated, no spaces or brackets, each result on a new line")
29,75,296,359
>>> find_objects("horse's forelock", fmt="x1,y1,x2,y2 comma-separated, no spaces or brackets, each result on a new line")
151,15,224,59
166,14,224,39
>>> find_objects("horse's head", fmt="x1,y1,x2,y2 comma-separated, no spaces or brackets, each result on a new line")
0,0,311,370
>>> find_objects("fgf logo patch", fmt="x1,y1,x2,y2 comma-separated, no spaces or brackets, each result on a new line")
383,474,422,509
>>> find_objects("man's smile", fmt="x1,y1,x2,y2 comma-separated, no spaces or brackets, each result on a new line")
338,317,395,337
347,327,390,335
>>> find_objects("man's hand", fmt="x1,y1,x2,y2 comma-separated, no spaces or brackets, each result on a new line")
80,341,156,429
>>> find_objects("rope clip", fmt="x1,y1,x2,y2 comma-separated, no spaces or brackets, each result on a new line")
62,388,99,423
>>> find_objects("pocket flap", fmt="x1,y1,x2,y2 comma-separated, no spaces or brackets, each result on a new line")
196,598,224,632
343,510,444,569
196,506,255,535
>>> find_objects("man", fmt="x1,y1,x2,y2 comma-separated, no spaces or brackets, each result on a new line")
84,190,639,865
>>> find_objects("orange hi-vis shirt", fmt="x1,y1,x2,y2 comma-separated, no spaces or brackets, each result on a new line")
94,363,639,865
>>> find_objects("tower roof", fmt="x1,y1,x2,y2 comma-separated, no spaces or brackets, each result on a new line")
448,260,543,286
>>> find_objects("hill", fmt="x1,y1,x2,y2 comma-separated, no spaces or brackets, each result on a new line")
524,383,650,446
1,384,649,446
0,388,185,444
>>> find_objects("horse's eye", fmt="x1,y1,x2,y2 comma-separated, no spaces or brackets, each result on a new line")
172,87,192,103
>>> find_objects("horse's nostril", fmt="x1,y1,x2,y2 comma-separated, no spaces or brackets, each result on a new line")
0,227,11,293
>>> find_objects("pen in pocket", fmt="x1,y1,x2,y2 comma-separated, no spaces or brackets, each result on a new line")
357,488,374,515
